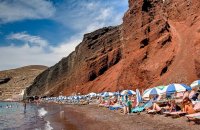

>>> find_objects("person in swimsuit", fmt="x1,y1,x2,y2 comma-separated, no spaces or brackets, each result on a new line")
182,97,196,114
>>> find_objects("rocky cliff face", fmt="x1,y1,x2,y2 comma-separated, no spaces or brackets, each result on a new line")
0,65,47,100
26,26,122,96
26,0,200,96
119,0,200,91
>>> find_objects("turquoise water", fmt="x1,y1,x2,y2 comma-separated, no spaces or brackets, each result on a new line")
0,102,46,130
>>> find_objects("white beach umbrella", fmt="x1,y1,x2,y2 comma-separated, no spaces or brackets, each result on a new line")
136,89,142,106
120,90,136,95
88,92,97,97
190,80,200,89
101,92,114,97
163,83,192,94
142,86,165,98
96,93,102,97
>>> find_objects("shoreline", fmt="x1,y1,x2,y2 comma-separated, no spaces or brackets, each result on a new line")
41,103,200,130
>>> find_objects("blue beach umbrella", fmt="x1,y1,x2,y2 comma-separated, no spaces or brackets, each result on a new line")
163,83,192,94
88,92,97,97
142,86,165,98
101,92,114,97
96,93,102,97
136,89,142,106
120,90,136,95
190,80,200,89
114,91,120,96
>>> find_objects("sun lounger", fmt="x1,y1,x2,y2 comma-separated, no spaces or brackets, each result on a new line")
163,111,186,118
185,112,200,121
192,116,200,124
132,100,153,113
98,103,109,107
147,108,166,115
109,104,123,110
194,102,200,112
185,112,200,118
79,101,89,105
147,110,157,114
163,111,171,116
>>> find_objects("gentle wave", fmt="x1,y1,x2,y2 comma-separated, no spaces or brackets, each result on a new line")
0,102,47,129
38,107,48,118
38,107,53,130
45,121,53,130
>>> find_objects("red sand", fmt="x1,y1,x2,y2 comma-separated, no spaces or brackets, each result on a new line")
42,104,200,130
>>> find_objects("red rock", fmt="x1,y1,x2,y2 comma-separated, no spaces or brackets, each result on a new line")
26,0,200,96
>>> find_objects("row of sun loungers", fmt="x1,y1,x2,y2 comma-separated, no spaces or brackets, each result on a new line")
97,99,200,125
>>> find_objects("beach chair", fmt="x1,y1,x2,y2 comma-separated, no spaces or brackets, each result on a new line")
192,116,200,124
194,102,200,112
98,102,110,108
163,111,186,118
131,100,153,113
147,110,157,114
79,100,89,105
185,112,200,121
109,104,123,110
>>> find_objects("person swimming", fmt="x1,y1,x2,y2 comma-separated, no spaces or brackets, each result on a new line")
6,105,9,108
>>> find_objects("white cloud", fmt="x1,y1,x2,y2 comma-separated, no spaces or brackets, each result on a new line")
53,0,127,32
50,33,83,58
7,32,48,47
0,0,128,70
0,44,56,70
0,32,82,70
84,2,97,10
0,0,55,23
96,8,112,21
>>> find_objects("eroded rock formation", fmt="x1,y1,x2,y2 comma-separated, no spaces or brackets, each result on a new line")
0,65,47,100
26,0,200,96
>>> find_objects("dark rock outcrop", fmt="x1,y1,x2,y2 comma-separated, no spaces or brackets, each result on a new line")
0,78,11,84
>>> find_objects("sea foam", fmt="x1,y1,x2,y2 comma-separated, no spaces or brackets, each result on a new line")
45,121,53,130
38,107,47,118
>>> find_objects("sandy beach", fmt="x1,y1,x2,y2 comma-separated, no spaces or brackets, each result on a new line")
41,103,200,130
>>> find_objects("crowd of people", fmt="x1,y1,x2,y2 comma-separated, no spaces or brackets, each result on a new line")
98,91,200,113
35,82,200,124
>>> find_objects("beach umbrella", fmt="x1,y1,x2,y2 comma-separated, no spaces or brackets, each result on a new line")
136,89,142,106
142,86,165,98
96,93,102,97
120,90,136,95
190,80,200,89
68,96,72,100
114,91,120,96
163,83,192,94
88,92,97,97
101,92,114,97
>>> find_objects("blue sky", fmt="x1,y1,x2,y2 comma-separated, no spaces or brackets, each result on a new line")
0,0,128,70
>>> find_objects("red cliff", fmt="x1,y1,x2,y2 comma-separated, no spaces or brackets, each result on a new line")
26,0,200,96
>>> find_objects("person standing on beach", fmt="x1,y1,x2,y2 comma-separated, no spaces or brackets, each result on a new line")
23,101,26,113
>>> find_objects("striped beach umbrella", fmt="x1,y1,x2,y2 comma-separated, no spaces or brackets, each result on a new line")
136,89,142,106
190,80,200,89
120,90,136,95
101,92,114,97
88,92,97,97
142,86,165,98
163,83,192,94
96,93,102,97
113,91,120,96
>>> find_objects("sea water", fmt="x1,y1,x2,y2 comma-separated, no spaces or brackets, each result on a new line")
0,102,50,130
